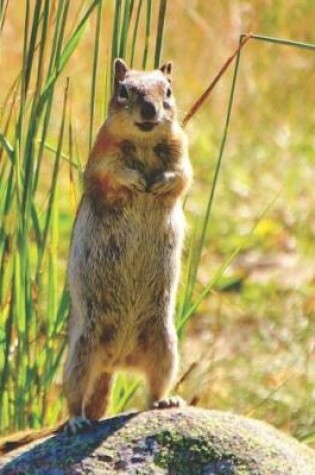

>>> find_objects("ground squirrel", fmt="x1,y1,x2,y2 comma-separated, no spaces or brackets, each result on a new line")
64,58,192,433
0,58,192,452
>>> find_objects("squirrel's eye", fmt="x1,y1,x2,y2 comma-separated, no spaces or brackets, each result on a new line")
166,87,172,98
119,84,128,99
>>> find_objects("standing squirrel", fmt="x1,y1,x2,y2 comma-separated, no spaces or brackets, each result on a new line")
0,58,192,452
64,58,192,433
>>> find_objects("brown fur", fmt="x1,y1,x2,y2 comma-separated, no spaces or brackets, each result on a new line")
0,58,192,454
65,58,192,420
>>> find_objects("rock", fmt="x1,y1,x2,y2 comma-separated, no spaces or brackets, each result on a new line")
1,407,315,474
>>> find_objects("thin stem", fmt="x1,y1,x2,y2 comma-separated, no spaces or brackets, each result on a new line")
89,2,103,151
154,0,167,68
184,34,245,312
182,33,251,127
249,33,315,52
142,0,152,69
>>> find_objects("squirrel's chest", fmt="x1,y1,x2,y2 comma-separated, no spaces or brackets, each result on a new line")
122,141,169,185
71,197,183,268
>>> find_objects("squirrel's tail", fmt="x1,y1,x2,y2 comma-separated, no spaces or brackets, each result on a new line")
0,421,66,455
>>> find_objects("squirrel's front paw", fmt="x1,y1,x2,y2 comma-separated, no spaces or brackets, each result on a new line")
128,170,147,192
150,172,179,195
117,168,147,192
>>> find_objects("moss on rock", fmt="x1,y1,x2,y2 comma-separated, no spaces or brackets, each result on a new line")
1,407,315,474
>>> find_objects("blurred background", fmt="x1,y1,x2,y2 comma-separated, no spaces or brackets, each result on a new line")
1,0,315,443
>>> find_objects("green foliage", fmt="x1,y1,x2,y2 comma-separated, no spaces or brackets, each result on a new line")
0,0,168,434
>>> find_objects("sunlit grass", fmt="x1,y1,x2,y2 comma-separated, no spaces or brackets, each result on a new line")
179,28,315,443
0,0,168,434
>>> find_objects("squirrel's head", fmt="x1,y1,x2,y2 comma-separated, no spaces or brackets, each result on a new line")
108,58,176,136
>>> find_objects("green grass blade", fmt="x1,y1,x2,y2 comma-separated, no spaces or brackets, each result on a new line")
109,374,140,415
0,0,9,32
119,0,133,59
40,79,69,271
130,0,143,67
111,0,122,87
89,2,103,151
0,132,14,161
23,0,42,96
154,0,167,67
250,32,315,52
142,0,152,68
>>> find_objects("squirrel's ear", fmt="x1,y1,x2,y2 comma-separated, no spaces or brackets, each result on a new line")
114,58,129,82
160,61,172,80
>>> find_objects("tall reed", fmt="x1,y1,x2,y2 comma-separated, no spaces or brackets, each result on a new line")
0,0,168,434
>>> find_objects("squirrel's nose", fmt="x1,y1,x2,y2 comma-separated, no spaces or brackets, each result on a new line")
140,100,157,120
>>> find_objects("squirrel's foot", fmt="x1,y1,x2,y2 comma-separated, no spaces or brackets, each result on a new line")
64,416,93,436
152,395,186,410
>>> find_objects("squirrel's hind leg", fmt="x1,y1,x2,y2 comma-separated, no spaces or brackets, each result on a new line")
83,371,112,419
65,373,112,435
143,330,185,410
63,336,112,434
